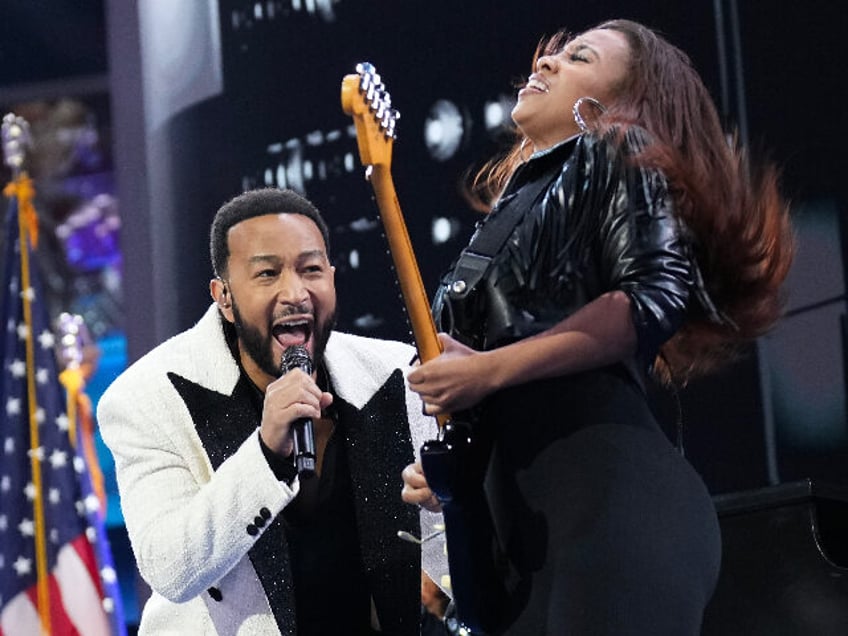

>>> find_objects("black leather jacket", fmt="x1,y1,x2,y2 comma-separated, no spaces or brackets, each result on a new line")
433,130,709,377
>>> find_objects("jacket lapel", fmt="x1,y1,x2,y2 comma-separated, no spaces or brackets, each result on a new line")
168,372,297,634
335,369,421,635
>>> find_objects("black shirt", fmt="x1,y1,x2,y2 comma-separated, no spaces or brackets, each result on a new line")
247,371,376,635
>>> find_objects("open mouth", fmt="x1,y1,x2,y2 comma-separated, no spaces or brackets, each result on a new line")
525,77,549,93
272,318,312,350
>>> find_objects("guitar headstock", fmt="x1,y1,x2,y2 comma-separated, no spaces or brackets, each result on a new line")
341,62,400,168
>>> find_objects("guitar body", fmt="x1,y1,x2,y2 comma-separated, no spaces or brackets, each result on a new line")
420,419,509,633
341,63,508,633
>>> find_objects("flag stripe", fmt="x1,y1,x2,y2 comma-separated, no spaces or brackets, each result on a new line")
57,541,111,636
0,591,42,636
25,575,79,636
70,534,105,599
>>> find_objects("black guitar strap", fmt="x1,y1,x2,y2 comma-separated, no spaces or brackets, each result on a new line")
445,172,555,302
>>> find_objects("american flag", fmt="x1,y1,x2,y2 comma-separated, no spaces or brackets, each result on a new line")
0,179,126,635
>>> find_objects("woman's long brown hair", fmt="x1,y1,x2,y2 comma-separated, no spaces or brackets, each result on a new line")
467,19,795,385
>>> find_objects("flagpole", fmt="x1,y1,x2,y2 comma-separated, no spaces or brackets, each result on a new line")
2,113,51,635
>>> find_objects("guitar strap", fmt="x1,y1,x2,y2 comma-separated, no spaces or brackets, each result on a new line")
444,172,555,302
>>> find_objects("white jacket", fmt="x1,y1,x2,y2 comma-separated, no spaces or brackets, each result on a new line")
97,304,447,635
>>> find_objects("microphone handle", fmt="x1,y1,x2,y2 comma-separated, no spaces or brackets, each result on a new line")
280,345,318,478
292,417,316,476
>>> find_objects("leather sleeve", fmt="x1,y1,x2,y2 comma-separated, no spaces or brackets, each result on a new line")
580,130,693,365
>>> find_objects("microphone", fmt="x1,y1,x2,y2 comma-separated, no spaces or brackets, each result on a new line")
280,344,317,477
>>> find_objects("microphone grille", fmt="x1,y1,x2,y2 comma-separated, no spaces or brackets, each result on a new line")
281,344,313,375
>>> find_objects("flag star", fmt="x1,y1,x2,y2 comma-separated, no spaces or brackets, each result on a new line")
56,413,70,432
101,566,117,584
76,500,85,515
34,407,46,423
50,528,60,543
20,286,35,302
73,456,85,473
36,368,49,385
12,556,32,576
5,397,21,416
84,494,101,514
49,488,61,504
0,476,9,492
86,526,97,542
23,482,37,501
102,597,115,613
38,330,55,349
16,322,29,340
4,437,14,454
27,446,45,462
6,317,16,332
0,514,7,530
8,359,25,378
18,518,34,537
0,554,4,569
49,449,68,468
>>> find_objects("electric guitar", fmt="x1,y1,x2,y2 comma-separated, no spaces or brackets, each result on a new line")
341,63,507,633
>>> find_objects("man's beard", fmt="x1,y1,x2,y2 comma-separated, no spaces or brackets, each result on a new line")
231,299,336,378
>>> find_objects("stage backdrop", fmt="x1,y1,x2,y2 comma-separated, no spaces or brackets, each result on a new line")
106,0,847,495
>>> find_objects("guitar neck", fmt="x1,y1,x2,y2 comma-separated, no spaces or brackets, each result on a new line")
369,164,442,364
340,64,448,427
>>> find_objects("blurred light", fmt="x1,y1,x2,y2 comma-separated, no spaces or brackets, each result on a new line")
349,217,379,232
431,216,460,245
424,99,464,162
284,141,305,192
485,101,506,130
483,93,517,136
354,314,384,330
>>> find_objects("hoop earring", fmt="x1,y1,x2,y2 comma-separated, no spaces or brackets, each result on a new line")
572,96,607,132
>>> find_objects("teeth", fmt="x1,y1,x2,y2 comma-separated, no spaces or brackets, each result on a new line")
527,78,548,92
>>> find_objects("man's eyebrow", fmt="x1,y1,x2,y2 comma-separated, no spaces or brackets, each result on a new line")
244,250,326,266
298,249,327,260
247,254,281,265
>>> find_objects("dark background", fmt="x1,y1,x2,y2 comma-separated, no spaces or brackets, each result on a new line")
2,0,846,628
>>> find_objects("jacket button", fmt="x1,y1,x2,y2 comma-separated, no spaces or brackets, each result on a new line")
259,507,271,520
254,515,266,528
246,524,259,536
207,587,222,602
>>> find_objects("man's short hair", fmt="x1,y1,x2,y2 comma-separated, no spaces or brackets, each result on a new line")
210,187,331,278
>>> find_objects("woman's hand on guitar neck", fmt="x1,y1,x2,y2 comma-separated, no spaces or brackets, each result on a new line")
401,461,442,512
407,333,493,415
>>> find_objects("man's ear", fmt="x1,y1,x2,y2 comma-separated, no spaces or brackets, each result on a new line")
210,278,234,321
